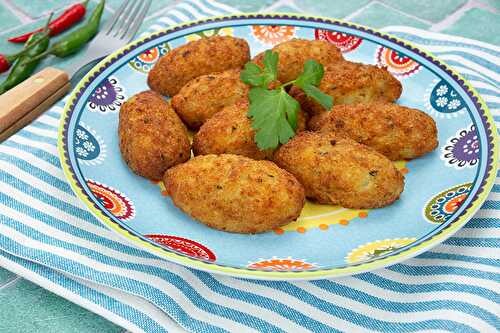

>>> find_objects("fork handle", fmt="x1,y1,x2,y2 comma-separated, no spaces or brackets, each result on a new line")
0,67,69,140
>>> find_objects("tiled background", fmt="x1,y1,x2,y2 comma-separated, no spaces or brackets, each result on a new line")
0,0,498,332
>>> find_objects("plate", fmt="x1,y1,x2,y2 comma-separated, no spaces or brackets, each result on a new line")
59,14,498,280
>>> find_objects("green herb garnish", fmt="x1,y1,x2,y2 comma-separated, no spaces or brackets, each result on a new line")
240,50,333,150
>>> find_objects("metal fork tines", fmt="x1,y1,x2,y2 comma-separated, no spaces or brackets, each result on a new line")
67,0,151,77
103,0,151,39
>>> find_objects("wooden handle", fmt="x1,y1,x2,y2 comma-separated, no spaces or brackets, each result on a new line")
0,82,70,142
0,67,69,136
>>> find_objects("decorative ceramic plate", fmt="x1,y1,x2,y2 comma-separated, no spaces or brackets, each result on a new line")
59,14,498,280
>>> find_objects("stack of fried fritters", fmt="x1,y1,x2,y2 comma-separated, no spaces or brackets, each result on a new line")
118,36,438,234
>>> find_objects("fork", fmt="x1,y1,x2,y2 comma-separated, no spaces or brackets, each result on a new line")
0,0,152,142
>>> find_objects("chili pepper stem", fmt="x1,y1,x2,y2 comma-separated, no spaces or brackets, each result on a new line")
16,14,53,64
26,51,50,63
4,49,27,63
42,12,54,34
3,33,50,64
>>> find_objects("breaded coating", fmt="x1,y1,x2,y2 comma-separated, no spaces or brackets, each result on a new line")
290,61,402,116
274,132,404,209
193,101,307,159
148,36,250,96
164,154,305,234
119,91,190,180
253,38,344,83
171,69,249,129
309,103,438,160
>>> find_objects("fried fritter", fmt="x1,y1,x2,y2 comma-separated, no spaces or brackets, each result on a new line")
290,61,402,116
148,36,250,96
274,131,404,209
308,103,438,160
253,38,344,83
193,100,307,159
118,91,190,180
171,69,249,129
164,154,305,234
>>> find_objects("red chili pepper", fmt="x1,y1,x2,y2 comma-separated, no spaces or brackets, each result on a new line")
8,0,88,43
0,55,13,72
0,47,35,72
0,52,23,73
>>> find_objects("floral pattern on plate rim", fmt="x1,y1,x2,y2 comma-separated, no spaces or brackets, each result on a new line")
86,179,136,222
441,124,480,169
86,76,126,114
423,183,472,224
74,122,106,166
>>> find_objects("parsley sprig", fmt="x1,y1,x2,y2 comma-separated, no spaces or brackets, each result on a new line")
240,50,333,150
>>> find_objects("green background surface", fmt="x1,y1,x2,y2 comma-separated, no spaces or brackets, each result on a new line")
0,0,498,332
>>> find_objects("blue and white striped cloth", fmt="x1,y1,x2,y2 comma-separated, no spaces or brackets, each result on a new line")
0,1,499,332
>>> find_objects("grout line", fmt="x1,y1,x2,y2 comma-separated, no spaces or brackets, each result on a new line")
143,0,185,20
259,0,285,12
372,0,433,24
430,0,475,32
1,0,34,24
470,0,499,13
260,0,299,12
38,1,88,19
0,10,53,36
0,23,33,36
278,0,305,12
343,0,376,20
20,314,92,323
78,0,123,16
0,275,21,291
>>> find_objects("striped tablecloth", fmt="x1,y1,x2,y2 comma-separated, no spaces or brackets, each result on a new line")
0,1,498,332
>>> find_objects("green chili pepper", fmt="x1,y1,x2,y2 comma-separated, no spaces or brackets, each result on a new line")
32,0,105,61
0,17,51,94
